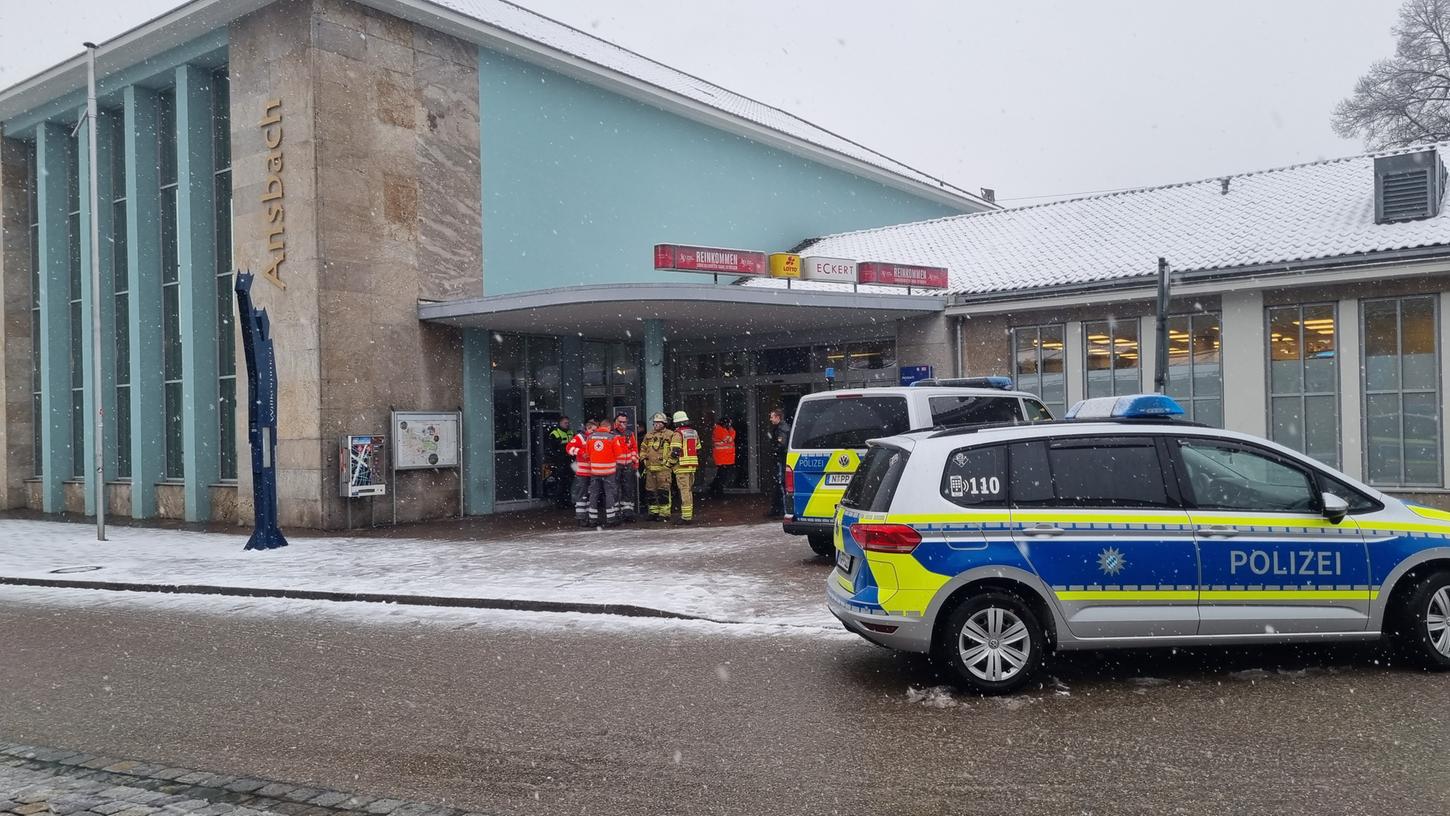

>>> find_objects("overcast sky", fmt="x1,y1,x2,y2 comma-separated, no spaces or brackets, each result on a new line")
0,0,1405,202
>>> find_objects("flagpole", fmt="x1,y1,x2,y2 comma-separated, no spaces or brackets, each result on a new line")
85,42,106,541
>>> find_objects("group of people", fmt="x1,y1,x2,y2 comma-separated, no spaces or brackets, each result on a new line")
546,407,789,529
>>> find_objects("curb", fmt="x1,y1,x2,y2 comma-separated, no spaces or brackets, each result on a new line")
0,575,826,629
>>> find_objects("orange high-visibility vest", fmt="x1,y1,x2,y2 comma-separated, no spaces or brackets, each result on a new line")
614,430,638,468
712,425,736,466
585,431,619,476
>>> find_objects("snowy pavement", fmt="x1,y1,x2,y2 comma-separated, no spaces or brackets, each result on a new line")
0,519,836,628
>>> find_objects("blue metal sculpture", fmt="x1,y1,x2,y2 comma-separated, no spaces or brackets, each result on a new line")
236,272,288,550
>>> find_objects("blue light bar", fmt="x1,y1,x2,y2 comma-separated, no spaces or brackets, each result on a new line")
909,376,1015,390
1066,394,1186,420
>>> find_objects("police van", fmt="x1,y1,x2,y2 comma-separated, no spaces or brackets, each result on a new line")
827,394,1450,693
784,379,1052,556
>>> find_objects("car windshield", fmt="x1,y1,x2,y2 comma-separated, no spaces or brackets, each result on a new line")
791,396,911,450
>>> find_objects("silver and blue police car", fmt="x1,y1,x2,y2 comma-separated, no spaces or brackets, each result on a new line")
826,393,1450,693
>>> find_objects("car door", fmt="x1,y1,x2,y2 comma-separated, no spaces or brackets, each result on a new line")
1008,435,1200,638
1171,436,1370,635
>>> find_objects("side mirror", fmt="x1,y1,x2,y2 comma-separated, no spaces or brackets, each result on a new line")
1321,492,1349,524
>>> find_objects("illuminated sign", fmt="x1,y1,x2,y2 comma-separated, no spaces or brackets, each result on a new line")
856,261,949,289
654,244,768,276
800,256,857,283
769,253,801,279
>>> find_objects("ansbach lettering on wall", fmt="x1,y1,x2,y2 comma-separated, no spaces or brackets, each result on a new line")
261,99,286,289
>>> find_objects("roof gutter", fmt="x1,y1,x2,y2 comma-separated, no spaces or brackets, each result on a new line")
944,245,1450,315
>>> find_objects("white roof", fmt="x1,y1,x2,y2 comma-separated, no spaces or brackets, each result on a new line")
764,144,1450,297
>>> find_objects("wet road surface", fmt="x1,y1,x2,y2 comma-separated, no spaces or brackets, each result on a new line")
0,588,1446,816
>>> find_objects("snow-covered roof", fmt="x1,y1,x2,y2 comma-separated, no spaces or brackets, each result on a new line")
430,0,987,207
773,144,1450,297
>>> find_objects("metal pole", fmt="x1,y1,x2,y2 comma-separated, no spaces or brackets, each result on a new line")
85,43,106,541
1153,257,1170,394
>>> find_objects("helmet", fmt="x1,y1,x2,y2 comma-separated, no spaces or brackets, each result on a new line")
651,412,668,424
672,410,690,424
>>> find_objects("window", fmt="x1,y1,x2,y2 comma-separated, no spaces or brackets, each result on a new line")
110,112,131,479
940,445,1006,507
1317,472,1382,515
1011,325,1066,416
761,346,811,376
1363,296,1440,487
1175,438,1318,513
1164,313,1222,426
1022,399,1053,421
1084,319,1140,398
159,89,184,480
66,131,82,479
928,395,1022,427
214,69,236,481
1267,304,1338,469
1043,438,1170,508
790,396,910,450
846,445,911,512
26,141,40,477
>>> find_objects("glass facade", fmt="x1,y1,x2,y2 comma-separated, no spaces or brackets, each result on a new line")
66,132,82,479
1165,313,1222,426
214,69,237,481
110,112,131,479
1267,304,1338,468
159,90,184,480
1011,325,1066,416
1083,318,1140,398
27,143,40,477
1363,296,1440,486
494,334,569,502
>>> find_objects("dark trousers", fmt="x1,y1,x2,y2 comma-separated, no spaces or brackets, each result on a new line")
616,467,638,520
587,473,620,525
710,464,735,495
572,472,590,521
769,458,786,515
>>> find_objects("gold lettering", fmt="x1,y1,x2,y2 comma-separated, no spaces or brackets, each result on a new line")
262,174,284,202
260,99,282,127
264,124,283,150
259,98,286,291
267,153,283,173
263,251,286,290
267,202,284,224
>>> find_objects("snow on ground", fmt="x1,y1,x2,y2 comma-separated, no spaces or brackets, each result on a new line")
0,519,835,628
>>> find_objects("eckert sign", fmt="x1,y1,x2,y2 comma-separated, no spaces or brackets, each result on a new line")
856,261,949,289
654,244,768,276
800,256,857,284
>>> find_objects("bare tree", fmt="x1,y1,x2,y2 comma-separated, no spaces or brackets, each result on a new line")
1334,0,1450,148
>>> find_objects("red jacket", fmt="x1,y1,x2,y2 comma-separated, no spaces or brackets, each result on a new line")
566,432,588,473
712,425,736,466
614,429,638,468
584,431,619,476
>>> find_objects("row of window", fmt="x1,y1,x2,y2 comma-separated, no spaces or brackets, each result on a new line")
22,68,235,484
1009,296,1440,488
673,339,897,381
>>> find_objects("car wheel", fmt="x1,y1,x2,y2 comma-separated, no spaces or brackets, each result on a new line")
1391,570,1450,670
935,590,1045,694
807,534,835,558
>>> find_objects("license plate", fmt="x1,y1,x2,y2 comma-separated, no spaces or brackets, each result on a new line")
835,551,854,573
825,473,852,486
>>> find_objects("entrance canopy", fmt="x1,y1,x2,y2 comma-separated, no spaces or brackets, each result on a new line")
417,282,942,341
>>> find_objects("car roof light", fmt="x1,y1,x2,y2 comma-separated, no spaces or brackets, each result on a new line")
1066,393,1185,420
909,376,1015,390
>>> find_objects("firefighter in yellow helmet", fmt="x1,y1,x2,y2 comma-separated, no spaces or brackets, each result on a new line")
668,410,701,524
640,412,675,521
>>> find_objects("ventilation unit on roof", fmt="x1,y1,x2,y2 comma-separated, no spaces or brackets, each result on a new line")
1374,148,1448,224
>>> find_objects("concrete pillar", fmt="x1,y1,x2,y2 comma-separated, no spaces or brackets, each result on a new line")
1220,291,1266,436
77,109,119,515
560,334,583,424
175,65,218,522
462,328,494,514
124,86,164,519
34,123,71,513
1338,297,1363,480
644,318,664,418
0,136,36,509
1064,320,1085,406
1139,315,1158,393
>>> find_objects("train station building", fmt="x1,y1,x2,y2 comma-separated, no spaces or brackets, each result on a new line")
5,0,1450,530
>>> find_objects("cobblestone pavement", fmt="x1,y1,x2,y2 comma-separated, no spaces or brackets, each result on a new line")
0,743,492,816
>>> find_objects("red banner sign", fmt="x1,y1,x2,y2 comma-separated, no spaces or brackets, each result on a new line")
654,244,768,276
856,261,949,289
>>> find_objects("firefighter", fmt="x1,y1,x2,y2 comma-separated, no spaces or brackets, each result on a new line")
709,416,736,496
640,412,674,521
612,412,639,522
668,410,701,525
585,417,620,527
567,419,596,526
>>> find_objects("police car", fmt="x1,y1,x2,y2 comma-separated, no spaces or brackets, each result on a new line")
785,379,1052,557
826,393,1450,693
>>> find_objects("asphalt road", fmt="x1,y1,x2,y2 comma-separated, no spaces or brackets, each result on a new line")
0,589,1446,816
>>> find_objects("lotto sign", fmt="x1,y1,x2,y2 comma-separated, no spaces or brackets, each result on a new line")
653,244,768,276
856,261,949,289
769,253,801,279
800,256,857,283
339,435,387,498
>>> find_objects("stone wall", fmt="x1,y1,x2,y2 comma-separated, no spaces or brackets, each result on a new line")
229,0,481,529
0,137,33,509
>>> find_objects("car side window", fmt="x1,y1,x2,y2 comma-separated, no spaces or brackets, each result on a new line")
940,445,1007,507
1316,472,1383,514
1175,438,1319,513
1042,438,1172,508
1021,399,1053,421
928,395,1021,427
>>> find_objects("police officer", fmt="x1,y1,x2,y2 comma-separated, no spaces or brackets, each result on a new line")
766,407,791,518
640,412,674,521
567,419,596,526
612,412,639,522
547,416,574,507
585,418,620,527
669,410,701,525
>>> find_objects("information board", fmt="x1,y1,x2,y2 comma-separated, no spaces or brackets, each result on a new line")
392,411,461,470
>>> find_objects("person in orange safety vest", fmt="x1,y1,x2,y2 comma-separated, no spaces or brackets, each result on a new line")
612,412,639,522
709,417,737,496
584,419,621,527
567,420,596,526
